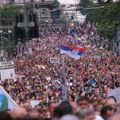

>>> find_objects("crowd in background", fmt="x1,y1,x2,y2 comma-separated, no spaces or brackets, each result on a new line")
0,22,120,120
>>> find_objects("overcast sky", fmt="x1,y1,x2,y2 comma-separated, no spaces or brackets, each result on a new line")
58,0,77,4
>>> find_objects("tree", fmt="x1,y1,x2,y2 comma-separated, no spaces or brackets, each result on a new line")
0,5,20,53
0,5,20,26
94,4,120,39
79,0,90,7
78,1,120,40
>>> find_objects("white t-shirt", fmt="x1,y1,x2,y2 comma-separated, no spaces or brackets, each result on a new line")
95,115,104,120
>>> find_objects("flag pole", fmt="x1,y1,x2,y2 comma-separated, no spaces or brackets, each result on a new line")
61,55,69,101
61,55,66,84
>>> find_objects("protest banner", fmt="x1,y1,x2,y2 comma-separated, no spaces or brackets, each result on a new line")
50,57,59,64
0,61,16,81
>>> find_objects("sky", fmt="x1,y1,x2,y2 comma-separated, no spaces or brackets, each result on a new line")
58,0,77,4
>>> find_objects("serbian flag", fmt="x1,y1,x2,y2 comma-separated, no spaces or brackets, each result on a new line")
60,45,87,60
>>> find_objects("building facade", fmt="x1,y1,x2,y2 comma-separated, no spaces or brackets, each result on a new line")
0,0,60,24
12,0,60,24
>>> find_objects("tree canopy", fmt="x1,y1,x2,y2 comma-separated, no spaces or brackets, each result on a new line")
79,0,90,7
78,0,120,40
0,5,20,26
94,4,120,39
0,5,20,52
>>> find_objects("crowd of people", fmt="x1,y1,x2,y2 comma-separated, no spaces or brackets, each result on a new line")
0,22,120,120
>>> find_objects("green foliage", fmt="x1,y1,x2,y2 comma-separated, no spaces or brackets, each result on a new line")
79,2,120,40
94,4,120,39
79,0,90,7
84,10,96,23
0,39,17,56
0,5,20,26
0,5,20,52
0,39,15,49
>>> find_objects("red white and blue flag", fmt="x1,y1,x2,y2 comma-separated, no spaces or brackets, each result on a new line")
60,45,87,60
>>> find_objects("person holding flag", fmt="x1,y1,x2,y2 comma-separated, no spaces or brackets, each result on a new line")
60,45,87,102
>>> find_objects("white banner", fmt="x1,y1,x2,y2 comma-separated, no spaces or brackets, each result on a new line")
0,69,16,81
50,57,59,64
108,87,120,103
0,61,16,81
0,61,14,70
30,100,40,108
